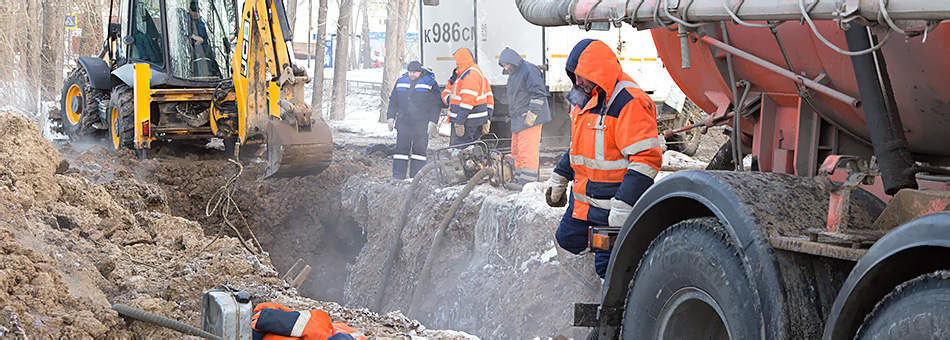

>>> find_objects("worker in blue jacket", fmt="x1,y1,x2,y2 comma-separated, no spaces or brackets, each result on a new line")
499,47,552,188
386,61,442,179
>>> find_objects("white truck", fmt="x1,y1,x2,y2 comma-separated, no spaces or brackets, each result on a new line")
420,0,700,153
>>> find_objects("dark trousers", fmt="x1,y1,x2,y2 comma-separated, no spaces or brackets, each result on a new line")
555,208,611,279
450,123,482,146
393,131,428,179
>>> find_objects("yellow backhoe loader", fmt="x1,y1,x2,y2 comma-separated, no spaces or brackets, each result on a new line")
58,0,330,178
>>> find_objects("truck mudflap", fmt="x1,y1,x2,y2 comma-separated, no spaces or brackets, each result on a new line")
263,118,333,178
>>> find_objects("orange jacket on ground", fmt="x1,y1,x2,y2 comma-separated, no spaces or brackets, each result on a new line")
441,48,493,126
553,39,662,224
251,302,367,340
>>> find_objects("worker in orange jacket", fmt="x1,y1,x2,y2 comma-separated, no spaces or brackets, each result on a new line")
441,48,493,145
251,302,367,340
545,39,662,278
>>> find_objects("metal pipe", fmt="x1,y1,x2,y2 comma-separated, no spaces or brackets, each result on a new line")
844,26,917,195
514,0,574,27
697,35,862,108
516,0,950,28
678,25,691,69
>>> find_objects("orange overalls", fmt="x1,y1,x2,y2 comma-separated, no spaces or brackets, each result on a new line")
251,302,367,340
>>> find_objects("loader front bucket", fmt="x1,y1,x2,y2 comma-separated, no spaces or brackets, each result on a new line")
262,118,333,179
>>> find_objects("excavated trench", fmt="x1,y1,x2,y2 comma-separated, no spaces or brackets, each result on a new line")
55,137,604,338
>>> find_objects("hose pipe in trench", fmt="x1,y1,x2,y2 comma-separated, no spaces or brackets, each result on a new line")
112,303,220,339
371,162,438,312
408,166,495,317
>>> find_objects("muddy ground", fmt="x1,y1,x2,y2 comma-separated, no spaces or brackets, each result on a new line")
0,104,727,338
0,110,470,338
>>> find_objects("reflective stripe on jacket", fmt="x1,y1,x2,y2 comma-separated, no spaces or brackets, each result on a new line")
387,69,442,135
553,39,662,223
444,48,493,126
251,302,367,340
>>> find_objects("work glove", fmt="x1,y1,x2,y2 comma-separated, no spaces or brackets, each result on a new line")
523,111,538,126
427,121,438,137
482,122,491,134
608,198,634,227
455,123,465,137
545,172,569,207
387,118,395,132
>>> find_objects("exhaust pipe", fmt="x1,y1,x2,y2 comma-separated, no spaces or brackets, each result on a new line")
515,0,575,27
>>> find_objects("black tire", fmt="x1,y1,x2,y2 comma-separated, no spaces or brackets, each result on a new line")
664,99,703,156
622,217,761,339
705,139,735,170
59,67,105,137
857,271,950,339
107,85,135,150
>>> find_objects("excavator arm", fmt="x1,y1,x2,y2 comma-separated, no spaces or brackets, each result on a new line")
232,0,332,178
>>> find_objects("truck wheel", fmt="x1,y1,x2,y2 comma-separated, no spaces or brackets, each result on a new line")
60,67,104,137
857,271,950,339
107,85,135,150
622,217,761,339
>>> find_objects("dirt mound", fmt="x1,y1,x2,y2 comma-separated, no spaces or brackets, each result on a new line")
0,111,467,338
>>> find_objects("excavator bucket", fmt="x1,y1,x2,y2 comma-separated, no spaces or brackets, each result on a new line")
263,118,333,178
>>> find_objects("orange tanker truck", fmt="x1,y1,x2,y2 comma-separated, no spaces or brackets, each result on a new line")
517,1,950,338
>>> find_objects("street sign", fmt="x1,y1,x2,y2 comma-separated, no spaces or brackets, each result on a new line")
65,14,78,29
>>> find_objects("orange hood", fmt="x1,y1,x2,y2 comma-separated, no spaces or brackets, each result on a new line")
565,39,623,97
453,47,476,74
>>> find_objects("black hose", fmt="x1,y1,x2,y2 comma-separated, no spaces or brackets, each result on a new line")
371,162,437,312
515,0,574,27
112,304,220,339
844,26,917,195
408,167,494,316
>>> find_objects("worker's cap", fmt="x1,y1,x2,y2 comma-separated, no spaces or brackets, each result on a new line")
407,61,423,72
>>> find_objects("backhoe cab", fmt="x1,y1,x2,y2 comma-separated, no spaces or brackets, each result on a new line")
59,0,331,178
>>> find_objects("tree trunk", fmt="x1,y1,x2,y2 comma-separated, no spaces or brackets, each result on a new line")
285,0,297,37
23,0,43,112
310,0,329,118
41,1,64,102
330,0,353,120
349,4,358,70
307,0,313,68
378,0,412,123
360,0,371,69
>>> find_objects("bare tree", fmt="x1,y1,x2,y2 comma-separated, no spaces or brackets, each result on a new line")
310,0,329,118
359,0,371,69
378,0,413,122
329,0,353,120
285,0,297,36
41,1,65,102
349,2,358,70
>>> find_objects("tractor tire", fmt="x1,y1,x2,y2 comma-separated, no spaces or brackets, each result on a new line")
705,139,735,170
60,67,105,138
857,271,950,339
664,99,703,157
622,217,762,339
107,85,135,150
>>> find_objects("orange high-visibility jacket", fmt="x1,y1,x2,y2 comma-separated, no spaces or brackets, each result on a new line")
440,48,493,126
553,39,662,224
251,302,367,340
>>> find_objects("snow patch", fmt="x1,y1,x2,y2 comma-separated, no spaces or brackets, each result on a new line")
662,150,707,169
